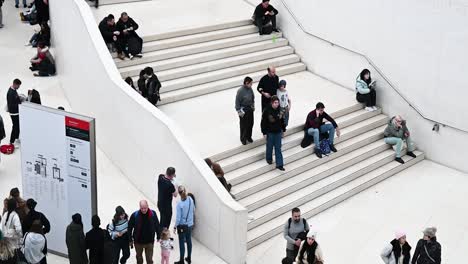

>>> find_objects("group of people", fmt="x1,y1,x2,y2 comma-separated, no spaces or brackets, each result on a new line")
281,208,442,264
0,0,49,28
99,12,143,60
124,66,162,106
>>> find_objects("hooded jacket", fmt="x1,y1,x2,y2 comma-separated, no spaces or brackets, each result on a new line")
384,116,409,139
66,222,88,264
22,232,47,264
412,238,441,264
356,75,371,94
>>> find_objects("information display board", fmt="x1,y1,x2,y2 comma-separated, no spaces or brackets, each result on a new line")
19,103,97,256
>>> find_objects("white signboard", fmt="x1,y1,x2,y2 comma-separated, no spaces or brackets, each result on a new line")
19,103,97,256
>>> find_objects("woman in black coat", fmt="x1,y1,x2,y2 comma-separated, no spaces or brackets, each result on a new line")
85,215,112,264
66,214,88,264
412,227,441,264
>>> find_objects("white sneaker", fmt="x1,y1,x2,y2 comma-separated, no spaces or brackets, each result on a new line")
372,106,378,111
365,107,374,112
129,53,134,60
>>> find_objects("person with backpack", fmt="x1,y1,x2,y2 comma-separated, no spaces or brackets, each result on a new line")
295,229,324,264
66,213,88,264
174,186,195,264
107,206,130,264
116,12,143,60
22,199,50,235
86,215,112,264
128,200,161,264
304,102,341,159
412,227,441,264
21,220,47,264
0,199,22,245
235,76,255,145
6,79,22,147
381,231,412,264
261,95,285,171
157,167,178,230
384,115,417,164
0,230,18,264
283,208,309,262
253,0,279,35
144,67,162,106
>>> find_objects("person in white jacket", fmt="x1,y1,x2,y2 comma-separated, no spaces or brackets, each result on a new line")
0,199,22,244
355,69,377,111
22,220,47,264
381,231,412,264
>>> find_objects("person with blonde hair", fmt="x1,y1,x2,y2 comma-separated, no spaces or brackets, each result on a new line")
159,228,174,264
174,186,195,264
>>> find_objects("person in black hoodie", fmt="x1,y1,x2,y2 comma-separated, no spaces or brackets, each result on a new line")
412,227,441,264
128,200,161,264
257,66,279,112
66,213,89,264
6,79,22,146
253,0,279,35
261,96,285,171
144,67,162,106
86,215,112,264
22,199,50,235
116,12,143,60
99,14,125,60
157,167,177,230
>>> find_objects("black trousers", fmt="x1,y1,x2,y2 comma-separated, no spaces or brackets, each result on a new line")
158,206,172,229
255,15,277,32
356,89,376,107
112,239,130,264
10,115,20,144
239,110,254,142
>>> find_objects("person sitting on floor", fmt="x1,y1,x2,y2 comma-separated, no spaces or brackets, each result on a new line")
253,0,279,35
29,42,56,77
116,12,143,60
28,22,50,48
99,14,125,60
204,158,232,193
356,69,378,111
383,115,417,164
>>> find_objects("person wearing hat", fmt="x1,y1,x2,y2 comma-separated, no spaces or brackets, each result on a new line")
22,198,50,235
0,229,18,264
66,213,89,264
295,229,324,264
276,79,291,132
381,231,412,264
412,227,441,264
107,206,130,264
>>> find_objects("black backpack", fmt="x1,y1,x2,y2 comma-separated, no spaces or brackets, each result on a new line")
261,23,273,35
288,218,308,241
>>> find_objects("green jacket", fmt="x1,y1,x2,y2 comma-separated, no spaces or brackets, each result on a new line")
384,116,409,139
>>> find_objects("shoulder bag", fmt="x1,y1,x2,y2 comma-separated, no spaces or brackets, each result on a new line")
176,198,192,234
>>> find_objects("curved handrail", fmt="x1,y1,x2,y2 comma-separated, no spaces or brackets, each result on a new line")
243,0,468,134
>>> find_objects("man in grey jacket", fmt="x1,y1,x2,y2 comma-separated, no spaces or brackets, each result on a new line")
235,76,255,145
283,207,309,262
384,115,417,164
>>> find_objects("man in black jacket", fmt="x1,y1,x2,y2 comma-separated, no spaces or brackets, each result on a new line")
85,215,112,264
144,67,162,106
261,96,285,171
128,200,161,264
157,167,177,230
257,66,279,112
254,0,279,35
22,199,50,234
99,14,125,60
7,79,22,146
116,12,143,59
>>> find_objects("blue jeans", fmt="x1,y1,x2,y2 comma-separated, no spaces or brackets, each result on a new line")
384,137,415,158
266,132,283,167
280,107,289,128
307,124,336,147
178,226,192,261
15,0,27,5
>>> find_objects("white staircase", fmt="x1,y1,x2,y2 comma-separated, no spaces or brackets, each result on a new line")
110,20,425,250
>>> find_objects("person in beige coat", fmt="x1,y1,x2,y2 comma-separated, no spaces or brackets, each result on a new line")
296,229,324,264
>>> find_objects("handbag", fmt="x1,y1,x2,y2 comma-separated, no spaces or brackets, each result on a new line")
176,198,192,234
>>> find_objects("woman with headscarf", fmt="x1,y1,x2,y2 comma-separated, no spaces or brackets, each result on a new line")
66,213,88,264
295,229,324,264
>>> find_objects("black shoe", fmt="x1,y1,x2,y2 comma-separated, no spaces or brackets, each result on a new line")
15,4,19,8
174,261,184,264
276,166,285,171
406,151,416,158
315,149,322,158
23,4,27,7
227,183,232,192
241,140,247,145
247,138,253,143
272,28,280,32
267,160,272,165
395,157,405,164
330,144,337,152
185,257,191,263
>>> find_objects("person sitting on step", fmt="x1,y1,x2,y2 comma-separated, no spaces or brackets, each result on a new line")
116,12,143,60
253,0,279,35
99,14,125,60
383,115,417,164
304,102,341,158
356,69,378,111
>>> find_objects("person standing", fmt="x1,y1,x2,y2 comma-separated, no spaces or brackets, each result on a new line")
107,206,130,264
15,0,27,8
384,115,417,164
128,200,161,264
412,227,441,264
253,0,279,35
295,230,325,264
283,208,309,262
261,96,285,171
257,66,279,112
22,199,50,235
159,228,174,264
158,167,177,230
356,69,378,111
277,80,291,131
66,213,88,264
304,102,341,158
381,231,412,264
34,0,49,24
86,215,112,264
6,79,22,147
21,220,47,264
174,186,195,264
144,67,162,106
0,0,4,28
0,199,22,243
235,76,255,145
0,114,5,149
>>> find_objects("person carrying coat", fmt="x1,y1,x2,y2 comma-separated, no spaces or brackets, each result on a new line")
381,231,412,264
412,227,441,264
383,115,417,164
66,213,88,264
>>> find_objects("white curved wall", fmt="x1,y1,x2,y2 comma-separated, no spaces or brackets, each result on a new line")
49,1,247,263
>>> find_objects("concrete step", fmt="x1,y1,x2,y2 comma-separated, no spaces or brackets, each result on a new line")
221,108,382,174
233,125,387,201
225,114,389,185
119,39,290,78
246,151,425,249
158,63,305,105
115,32,283,68
245,141,392,229
209,104,363,162
157,54,301,93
